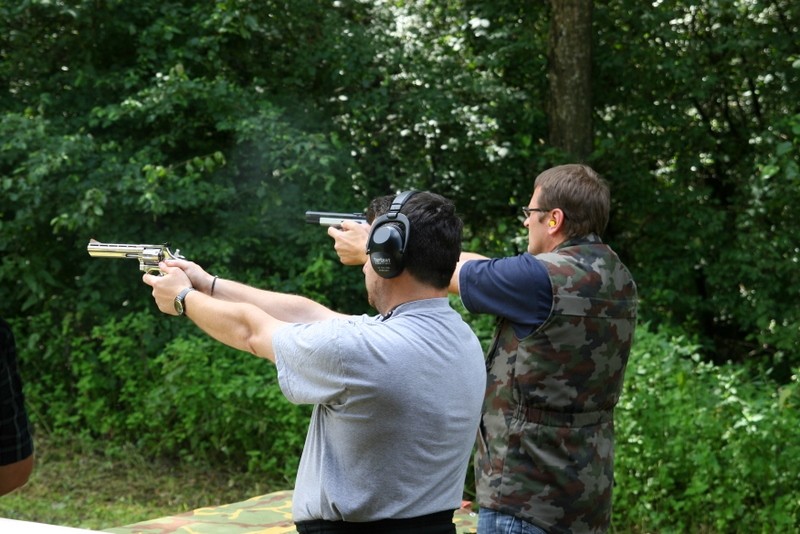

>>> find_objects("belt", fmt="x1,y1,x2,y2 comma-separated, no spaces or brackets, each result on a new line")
295,509,455,534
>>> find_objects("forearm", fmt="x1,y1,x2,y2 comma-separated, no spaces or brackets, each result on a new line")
210,278,346,323
161,259,345,323
449,252,488,295
182,290,284,362
0,455,34,496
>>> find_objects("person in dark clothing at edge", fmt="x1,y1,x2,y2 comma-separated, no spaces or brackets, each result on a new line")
0,318,35,496
144,191,485,534
328,164,638,533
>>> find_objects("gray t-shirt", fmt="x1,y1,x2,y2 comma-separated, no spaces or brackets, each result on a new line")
273,297,485,522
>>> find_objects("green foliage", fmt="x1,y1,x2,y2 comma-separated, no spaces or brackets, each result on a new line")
715,112,800,361
1,0,797,371
2,2,800,527
594,1,800,364
20,311,311,482
140,333,310,480
614,327,800,532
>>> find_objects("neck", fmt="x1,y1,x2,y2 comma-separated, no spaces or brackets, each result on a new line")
545,232,568,253
377,274,446,316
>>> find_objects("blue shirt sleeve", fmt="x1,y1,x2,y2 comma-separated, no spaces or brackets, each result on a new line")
459,254,553,339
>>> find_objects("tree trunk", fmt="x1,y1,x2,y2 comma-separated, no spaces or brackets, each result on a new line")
547,0,593,161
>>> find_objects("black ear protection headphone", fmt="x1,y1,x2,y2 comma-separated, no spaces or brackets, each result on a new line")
366,190,418,279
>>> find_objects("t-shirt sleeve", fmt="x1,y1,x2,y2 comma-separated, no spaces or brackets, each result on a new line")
459,254,553,338
273,319,353,406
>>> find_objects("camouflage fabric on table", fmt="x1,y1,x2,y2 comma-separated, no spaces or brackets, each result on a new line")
105,490,478,534
475,235,638,533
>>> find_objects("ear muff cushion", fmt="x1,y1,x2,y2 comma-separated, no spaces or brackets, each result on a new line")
368,223,405,278
366,191,417,279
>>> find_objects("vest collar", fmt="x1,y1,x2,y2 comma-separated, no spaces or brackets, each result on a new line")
554,233,603,251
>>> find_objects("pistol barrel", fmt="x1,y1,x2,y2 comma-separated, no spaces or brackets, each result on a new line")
305,211,367,227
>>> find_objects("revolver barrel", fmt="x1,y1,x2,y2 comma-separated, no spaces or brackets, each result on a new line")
87,240,185,274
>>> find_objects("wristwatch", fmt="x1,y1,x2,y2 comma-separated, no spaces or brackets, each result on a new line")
174,287,196,316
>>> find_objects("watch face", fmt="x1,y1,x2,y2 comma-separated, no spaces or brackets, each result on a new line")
174,288,193,316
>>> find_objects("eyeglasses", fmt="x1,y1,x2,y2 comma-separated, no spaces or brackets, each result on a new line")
521,207,550,219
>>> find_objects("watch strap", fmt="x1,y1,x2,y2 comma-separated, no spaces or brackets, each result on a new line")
174,287,196,316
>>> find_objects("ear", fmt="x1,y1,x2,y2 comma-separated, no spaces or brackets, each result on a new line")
548,209,566,232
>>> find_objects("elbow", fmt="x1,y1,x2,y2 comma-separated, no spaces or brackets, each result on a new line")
448,270,461,295
234,306,278,363
243,328,276,363
448,279,460,295
0,454,34,496
243,335,260,358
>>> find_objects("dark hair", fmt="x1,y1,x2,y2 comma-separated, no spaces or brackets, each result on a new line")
366,196,394,224
534,164,610,237
368,191,463,288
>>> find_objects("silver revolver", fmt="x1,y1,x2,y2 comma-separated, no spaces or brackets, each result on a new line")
87,239,186,275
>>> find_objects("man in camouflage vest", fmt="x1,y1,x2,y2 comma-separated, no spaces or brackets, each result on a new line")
450,164,638,533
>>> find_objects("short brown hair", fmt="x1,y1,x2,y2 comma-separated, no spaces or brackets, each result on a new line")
534,164,610,238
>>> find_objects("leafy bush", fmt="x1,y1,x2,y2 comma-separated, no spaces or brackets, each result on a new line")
4,1,800,521
17,312,311,484
140,333,311,481
614,326,800,532
594,2,800,365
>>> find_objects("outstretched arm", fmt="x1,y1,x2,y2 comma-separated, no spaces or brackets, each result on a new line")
159,259,346,323
144,263,288,362
449,252,488,295
326,221,489,297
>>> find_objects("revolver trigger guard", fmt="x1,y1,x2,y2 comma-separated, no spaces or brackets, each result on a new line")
144,266,165,276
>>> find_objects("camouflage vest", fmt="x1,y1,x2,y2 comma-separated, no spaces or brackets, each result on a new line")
474,235,637,533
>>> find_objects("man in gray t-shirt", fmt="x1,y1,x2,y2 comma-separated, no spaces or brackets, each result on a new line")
276,298,483,524
145,191,485,534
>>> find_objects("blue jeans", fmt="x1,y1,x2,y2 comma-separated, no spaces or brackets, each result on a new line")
477,509,547,534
